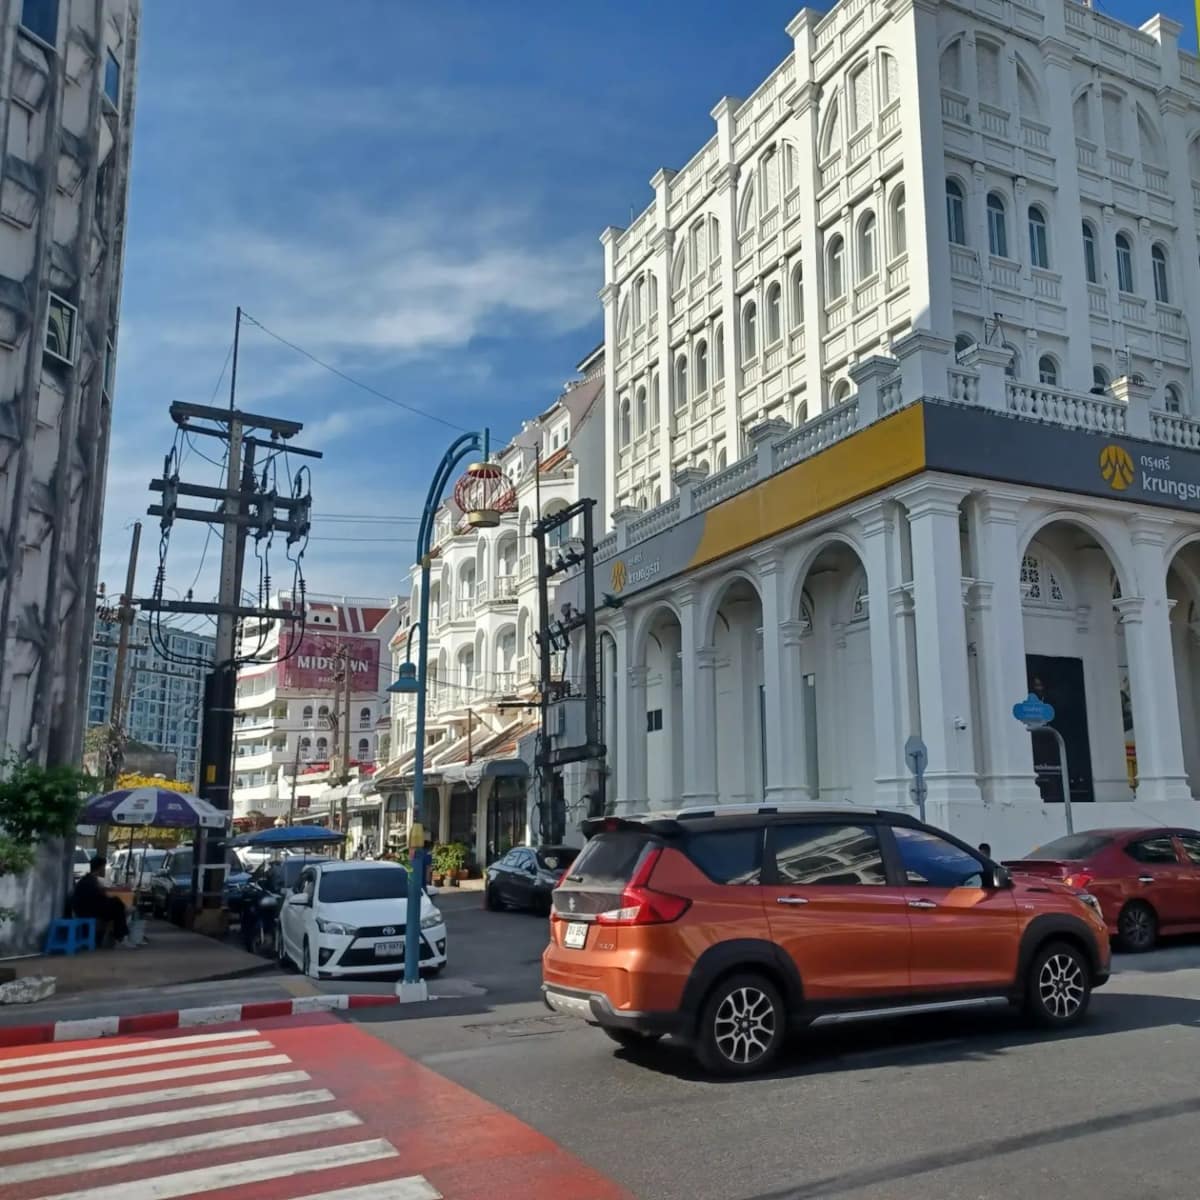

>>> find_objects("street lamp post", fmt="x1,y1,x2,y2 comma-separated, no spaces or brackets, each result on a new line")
387,432,512,1000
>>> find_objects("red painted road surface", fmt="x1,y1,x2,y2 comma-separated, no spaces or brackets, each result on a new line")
0,1012,632,1200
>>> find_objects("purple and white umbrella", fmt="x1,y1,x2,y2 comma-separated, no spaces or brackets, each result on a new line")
81,787,228,830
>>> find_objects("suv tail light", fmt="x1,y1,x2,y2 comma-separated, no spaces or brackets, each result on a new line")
1064,872,1093,889
595,848,691,926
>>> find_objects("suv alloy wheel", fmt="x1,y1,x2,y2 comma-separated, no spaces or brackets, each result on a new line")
696,973,785,1076
1025,940,1091,1027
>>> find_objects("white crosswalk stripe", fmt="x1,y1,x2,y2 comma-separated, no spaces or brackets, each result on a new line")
0,1030,443,1200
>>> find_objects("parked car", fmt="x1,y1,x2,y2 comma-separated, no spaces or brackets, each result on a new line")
277,860,447,980
149,848,195,923
72,847,92,882
1008,827,1200,952
485,845,579,913
542,805,1110,1076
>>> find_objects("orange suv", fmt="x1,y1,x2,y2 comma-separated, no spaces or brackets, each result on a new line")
542,806,1110,1075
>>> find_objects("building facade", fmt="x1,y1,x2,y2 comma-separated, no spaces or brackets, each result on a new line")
0,0,138,767
577,1,1200,855
231,593,398,822
88,613,213,785
374,352,605,864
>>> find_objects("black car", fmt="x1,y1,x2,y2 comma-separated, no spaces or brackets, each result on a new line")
149,848,195,923
485,845,578,914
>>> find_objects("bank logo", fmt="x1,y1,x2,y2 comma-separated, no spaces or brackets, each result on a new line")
610,559,627,594
1099,444,1135,492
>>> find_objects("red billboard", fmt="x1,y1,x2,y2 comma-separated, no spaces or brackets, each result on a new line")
278,631,380,694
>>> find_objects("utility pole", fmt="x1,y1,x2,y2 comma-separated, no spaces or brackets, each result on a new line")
337,645,352,857
531,498,610,843
144,384,321,931
103,521,142,789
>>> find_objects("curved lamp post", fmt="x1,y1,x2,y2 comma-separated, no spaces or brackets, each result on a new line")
386,430,513,999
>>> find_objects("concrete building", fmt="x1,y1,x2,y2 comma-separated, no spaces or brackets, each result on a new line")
572,1,1200,855
0,0,139,768
231,593,399,823
87,613,213,785
373,351,605,864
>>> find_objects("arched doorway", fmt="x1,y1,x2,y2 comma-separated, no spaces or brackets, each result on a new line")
708,577,765,803
1166,541,1200,799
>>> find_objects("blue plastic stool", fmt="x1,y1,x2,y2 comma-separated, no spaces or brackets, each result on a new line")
43,918,96,955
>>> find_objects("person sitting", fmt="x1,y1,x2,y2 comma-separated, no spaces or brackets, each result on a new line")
72,856,133,948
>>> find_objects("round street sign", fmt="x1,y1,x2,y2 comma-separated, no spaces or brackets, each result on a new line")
1012,693,1055,728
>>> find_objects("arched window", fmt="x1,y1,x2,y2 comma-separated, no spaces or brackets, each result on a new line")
1115,233,1134,293
1038,355,1058,386
827,235,845,300
946,180,967,245
832,379,852,404
987,193,1008,258
634,275,646,325
670,244,686,291
1091,365,1110,395
617,296,630,341
696,341,709,393
619,397,631,446
714,325,725,380
1165,383,1183,414
302,704,313,721
766,282,782,344
318,704,330,721
300,737,312,759
858,212,877,280
955,333,976,358
890,187,906,257
796,398,809,425
650,374,660,425
316,737,329,758
1028,206,1049,269
357,738,370,761
1152,243,1170,303
790,263,804,326
1082,221,1098,284
360,706,371,726
1021,554,1067,605
638,496,648,511
819,96,842,159
716,448,727,471
742,301,758,358
674,355,688,409
635,386,647,435
737,181,756,235
652,485,661,505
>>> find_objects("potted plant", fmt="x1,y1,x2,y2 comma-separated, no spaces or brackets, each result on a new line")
430,843,455,887
441,842,468,886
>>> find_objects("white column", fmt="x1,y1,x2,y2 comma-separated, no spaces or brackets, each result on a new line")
859,503,908,806
969,494,1043,807
903,483,982,807
599,230,621,529
625,666,649,811
756,551,802,803
1119,518,1192,804
608,615,629,807
1077,549,1129,802
679,588,719,805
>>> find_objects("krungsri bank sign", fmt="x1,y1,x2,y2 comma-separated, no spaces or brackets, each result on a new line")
278,631,380,692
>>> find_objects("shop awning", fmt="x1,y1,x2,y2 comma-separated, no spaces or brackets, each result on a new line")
439,757,529,788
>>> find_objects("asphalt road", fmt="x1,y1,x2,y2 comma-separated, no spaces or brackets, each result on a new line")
352,903,1200,1200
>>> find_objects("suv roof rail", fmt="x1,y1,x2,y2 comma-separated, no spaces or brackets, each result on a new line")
581,802,921,838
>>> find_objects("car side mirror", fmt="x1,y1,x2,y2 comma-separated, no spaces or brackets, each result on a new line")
992,865,1013,889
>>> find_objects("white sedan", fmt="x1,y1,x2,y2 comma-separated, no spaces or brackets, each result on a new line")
276,860,447,980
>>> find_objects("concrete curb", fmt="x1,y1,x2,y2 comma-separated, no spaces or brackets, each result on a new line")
0,992,400,1047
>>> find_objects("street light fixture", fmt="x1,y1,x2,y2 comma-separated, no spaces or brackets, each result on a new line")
395,434,514,1002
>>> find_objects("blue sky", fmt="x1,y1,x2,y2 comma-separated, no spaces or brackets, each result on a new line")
101,0,1196,610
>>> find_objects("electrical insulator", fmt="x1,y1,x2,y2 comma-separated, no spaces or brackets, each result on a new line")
288,491,311,546
255,489,277,541
160,473,179,532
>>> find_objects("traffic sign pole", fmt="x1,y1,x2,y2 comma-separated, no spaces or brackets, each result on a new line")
1011,694,1073,835
904,735,928,822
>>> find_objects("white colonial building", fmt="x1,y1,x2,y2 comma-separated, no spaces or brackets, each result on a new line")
373,351,605,865
575,0,1200,855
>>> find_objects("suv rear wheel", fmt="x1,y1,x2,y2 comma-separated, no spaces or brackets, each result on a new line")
1024,940,1091,1028
695,973,785,1076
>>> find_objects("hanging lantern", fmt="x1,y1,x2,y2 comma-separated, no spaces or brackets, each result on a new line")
453,461,516,529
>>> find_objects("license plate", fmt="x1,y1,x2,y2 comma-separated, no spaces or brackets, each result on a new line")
563,922,588,950
374,940,405,958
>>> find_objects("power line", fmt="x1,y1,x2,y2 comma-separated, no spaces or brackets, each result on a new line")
240,312,471,434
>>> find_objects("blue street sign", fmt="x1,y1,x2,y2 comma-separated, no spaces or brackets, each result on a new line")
1012,693,1055,728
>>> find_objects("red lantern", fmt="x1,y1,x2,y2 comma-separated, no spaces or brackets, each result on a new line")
453,462,516,528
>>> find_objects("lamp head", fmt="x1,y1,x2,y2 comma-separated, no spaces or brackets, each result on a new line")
387,661,420,694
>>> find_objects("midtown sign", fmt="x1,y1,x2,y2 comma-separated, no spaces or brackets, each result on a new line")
278,632,381,692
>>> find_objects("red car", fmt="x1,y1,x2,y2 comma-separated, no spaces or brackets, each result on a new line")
1010,828,1200,952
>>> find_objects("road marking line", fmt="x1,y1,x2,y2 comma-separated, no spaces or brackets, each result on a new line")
0,1029,264,1070
299,1178,443,1200
4,1109,362,1184
0,1069,311,1128
0,1087,335,1151
36,1138,399,1200
0,1039,274,1083
0,1052,291,1104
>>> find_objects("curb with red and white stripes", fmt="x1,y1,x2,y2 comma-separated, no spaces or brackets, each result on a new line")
0,991,399,1048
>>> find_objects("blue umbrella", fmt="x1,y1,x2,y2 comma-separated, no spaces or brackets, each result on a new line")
81,787,227,829
235,824,345,848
